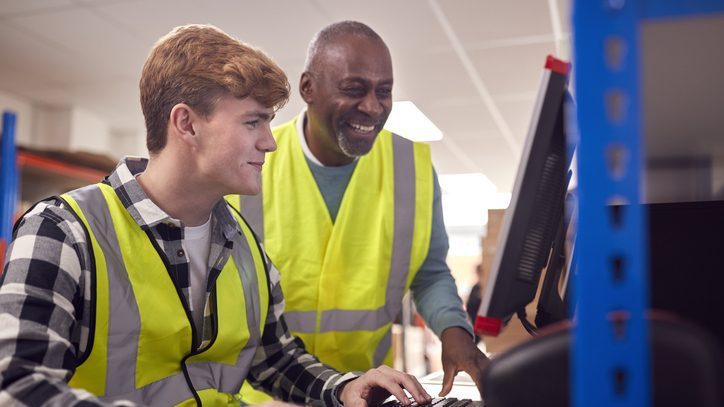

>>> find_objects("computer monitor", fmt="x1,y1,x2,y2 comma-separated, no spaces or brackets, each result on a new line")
475,55,572,337
647,199,724,348
534,190,576,329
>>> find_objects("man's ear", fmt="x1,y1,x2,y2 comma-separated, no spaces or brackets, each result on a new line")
169,103,200,148
300,72,314,104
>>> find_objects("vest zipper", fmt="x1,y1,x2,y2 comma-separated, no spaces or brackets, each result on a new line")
179,353,203,406
145,229,203,406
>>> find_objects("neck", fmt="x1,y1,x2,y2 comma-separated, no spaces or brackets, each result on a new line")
137,154,219,227
304,114,355,166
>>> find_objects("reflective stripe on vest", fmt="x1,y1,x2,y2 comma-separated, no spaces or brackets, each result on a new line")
229,116,433,371
64,183,268,405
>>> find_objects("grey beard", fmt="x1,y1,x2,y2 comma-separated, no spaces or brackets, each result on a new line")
336,130,375,158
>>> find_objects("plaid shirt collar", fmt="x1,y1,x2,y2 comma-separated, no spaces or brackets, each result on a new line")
106,156,240,241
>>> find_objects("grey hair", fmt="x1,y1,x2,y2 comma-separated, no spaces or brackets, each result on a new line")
303,21,385,72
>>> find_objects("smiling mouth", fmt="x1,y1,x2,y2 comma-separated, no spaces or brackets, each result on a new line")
347,122,376,134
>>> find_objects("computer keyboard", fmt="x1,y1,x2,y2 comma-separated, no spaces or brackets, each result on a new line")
381,397,485,407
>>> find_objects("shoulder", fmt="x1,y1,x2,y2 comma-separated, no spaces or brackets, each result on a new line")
14,198,88,247
386,131,432,157
7,197,92,287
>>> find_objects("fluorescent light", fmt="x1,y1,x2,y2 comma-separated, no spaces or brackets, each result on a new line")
487,192,512,209
384,101,443,142
439,173,511,256
439,173,495,228
439,173,512,228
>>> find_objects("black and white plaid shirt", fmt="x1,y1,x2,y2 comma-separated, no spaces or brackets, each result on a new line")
0,157,355,406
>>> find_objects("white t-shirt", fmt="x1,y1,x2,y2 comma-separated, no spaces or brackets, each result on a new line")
183,217,212,332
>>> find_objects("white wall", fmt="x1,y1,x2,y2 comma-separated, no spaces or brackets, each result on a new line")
0,90,33,146
33,105,72,149
69,107,111,155
0,91,123,159
110,128,147,159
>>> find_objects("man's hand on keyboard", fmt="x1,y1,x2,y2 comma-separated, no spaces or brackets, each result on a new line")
337,365,432,407
439,327,490,397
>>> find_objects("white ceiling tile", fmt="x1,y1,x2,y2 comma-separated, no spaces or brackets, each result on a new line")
97,0,329,62
423,101,500,141
0,0,75,17
431,135,517,190
466,137,519,190
10,7,145,79
496,98,537,143
314,0,451,53
437,0,554,44
0,22,97,86
89,0,206,46
391,50,478,105
0,65,49,99
430,141,476,174
470,41,558,96
74,0,140,4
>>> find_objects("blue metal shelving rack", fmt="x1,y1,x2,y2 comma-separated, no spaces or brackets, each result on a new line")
0,111,18,265
572,1,724,406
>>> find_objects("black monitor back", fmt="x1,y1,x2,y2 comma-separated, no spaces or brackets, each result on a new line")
476,57,570,337
481,200,724,406
648,199,724,347
532,199,724,339
482,316,724,407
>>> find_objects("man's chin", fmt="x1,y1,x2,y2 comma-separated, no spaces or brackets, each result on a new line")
343,144,375,157
339,134,377,157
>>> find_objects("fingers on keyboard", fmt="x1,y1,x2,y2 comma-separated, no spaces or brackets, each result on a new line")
382,397,479,407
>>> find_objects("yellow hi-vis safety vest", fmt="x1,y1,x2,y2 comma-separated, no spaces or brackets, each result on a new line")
62,183,269,406
229,115,433,373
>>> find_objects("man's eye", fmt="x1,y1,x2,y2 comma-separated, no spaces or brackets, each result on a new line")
245,120,260,128
342,88,365,96
377,88,392,98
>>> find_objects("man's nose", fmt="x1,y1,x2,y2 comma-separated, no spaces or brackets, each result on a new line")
358,92,384,117
259,125,277,153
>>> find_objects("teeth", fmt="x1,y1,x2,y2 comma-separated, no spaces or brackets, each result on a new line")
349,123,375,133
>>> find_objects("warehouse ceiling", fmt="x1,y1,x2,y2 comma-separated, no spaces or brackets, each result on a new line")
0,0,571,193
